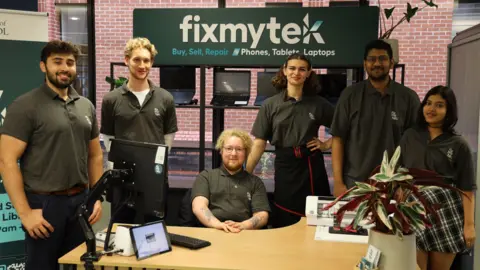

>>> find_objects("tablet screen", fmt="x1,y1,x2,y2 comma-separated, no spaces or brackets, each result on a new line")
130,221,172,260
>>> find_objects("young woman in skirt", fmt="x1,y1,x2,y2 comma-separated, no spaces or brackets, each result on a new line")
399,85,476,270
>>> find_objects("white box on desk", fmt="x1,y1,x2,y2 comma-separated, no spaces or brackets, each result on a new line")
305,196,357,227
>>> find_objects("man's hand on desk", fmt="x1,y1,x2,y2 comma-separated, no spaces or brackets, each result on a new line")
214,221,241,233
224,220,251,231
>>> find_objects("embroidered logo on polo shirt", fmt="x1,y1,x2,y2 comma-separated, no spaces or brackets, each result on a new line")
154,108,160,117
391,111,398,121
309,112,315,121
447,148,454,162
85,116,92,126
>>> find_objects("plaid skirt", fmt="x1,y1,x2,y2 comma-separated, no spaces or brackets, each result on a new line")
412,187,467,253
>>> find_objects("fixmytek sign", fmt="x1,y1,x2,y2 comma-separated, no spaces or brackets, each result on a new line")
133,7,379,67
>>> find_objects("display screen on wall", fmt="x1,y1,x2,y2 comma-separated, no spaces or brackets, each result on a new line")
133,7,379,67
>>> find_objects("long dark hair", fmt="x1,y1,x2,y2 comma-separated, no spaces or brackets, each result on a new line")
417,85,458,133
271,53,319,96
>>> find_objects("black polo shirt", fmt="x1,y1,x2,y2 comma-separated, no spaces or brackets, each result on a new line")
100,80,178,144
400,127,476,191
330,79,420,186
1,84,99,192
191,166,271,222
251,90,335,148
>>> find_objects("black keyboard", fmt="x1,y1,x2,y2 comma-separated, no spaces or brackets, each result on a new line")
168,233,211,250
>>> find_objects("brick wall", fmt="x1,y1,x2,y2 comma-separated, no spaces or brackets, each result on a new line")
41,0,454,142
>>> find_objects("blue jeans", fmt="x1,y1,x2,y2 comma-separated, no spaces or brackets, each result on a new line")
24,191,90,270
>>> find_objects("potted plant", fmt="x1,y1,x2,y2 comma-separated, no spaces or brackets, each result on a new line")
378,0,438,63
323,146,466,270
105,76,128,90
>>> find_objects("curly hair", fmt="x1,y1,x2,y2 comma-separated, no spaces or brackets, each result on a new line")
271,53,319,96
215,128,253,156
124,37,158,59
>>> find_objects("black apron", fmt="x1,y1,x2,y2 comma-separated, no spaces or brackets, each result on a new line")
273,145,331,217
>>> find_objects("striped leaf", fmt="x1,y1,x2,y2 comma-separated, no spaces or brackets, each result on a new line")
376,202,393,230
399,204,425,232
391,173,413,182
370,173,390,182
381,150,389,175
352,200,369,229
411,201,426,216
389,146,402,172
355,182,377,191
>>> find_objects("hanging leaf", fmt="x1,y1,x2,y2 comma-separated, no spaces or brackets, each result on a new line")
370,173,390,182
405,3,419,23
352,201,370,229
391,173,414,181
384,7,395,20
422,0,438,8
355,182,377,191
376,202,393,230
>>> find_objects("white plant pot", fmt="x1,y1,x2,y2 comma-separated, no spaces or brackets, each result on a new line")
382,38,399,64
368,229,416,270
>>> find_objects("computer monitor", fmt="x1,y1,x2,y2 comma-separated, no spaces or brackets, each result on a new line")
257,72,278,97
160,67,196,91
317,73,347,106
214,71,251,95
108,138,169,220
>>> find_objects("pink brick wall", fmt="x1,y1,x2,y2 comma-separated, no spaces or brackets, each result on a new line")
41,0,454,142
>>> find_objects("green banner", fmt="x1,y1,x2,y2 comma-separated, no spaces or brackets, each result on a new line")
0,39,46,258
133,7,379,67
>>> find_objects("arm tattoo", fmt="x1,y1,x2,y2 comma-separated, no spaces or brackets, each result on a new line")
200,207,213,222
250,216,262,228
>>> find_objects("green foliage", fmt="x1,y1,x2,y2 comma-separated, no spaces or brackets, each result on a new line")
323,146,468,239
105,76,128,88
380,0,438,39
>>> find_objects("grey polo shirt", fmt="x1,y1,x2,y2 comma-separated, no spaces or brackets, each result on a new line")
251,90,335,148
330,79,420,187
400,127,476,191
100,80,178,144
191,166,271,222
1,84,99,192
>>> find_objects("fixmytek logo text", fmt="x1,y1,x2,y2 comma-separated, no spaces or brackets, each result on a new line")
179,14,324,49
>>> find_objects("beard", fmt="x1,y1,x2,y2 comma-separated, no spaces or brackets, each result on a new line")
367,67,389,82
46,67,76,89
223,160,243,172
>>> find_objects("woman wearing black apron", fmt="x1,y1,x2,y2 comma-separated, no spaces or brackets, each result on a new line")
399,86,476,270
247,53,334,228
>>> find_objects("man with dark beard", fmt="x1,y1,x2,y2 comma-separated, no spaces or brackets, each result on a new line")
330,40,420,197
100,37,178,223
191,129,270,232
0,40,103,269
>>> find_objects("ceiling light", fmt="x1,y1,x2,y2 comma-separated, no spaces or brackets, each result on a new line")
70,17,79,21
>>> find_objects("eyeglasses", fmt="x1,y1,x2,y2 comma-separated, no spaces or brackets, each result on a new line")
223,147,245,154
366,55,390,63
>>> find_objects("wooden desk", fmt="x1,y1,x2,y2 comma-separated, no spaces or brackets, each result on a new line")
58,219,376,270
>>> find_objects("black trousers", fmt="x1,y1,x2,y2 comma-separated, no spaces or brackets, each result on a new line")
24,191,91,270
272,146,331,228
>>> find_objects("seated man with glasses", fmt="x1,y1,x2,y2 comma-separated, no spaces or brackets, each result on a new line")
191,128,270,232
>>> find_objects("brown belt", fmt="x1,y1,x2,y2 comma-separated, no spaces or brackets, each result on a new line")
31,184,88,196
